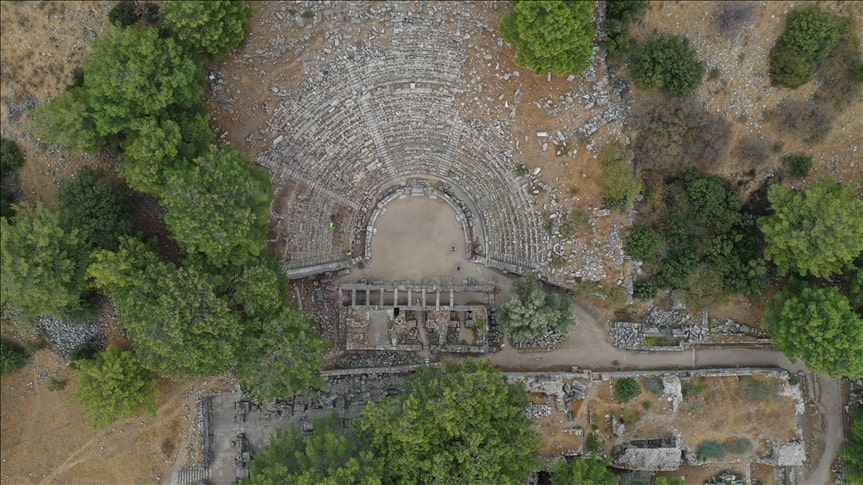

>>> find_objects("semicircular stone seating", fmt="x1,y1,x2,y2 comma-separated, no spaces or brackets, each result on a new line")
259,11,549,278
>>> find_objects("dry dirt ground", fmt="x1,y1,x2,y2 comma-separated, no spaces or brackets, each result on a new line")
1,1,859,484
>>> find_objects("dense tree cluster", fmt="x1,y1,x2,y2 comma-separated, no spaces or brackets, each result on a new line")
499,0,596,75
249,360,541,484
627,171,766,309
0,138,25,219
497,274,576,342
162,0,253,61
2,1,330,430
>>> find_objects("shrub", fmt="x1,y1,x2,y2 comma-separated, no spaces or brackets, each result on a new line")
600,154,641,210
769,6,839,88
681,381,707,398
1,340,29,376
48,377,68,391
626,225,661,261
631,35,705,95
606,287,628,308
697,440,725,459
586,433,600,451
784,153,813,178
643,377,664,394
768,99,837,145
109,1,141,27
633,279,658,300
614,377,641,403
0,137,25,175
604,0,647,60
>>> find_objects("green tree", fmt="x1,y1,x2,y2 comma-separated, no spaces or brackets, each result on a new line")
497,273,576,342
160,147,272,267
551,455,619,485
71,345,160,428
88,237,242,378
842,405,863,484
1,340,29,376
1,205,88,323
235,307,328,402
162,0,254,60
499,0,596,75
356,359,541,484
614,377,641,403
248,413,383,485
603,0,647,60
764,279,863,378
630,35,705,95
769,6,839,88
28,87,105,153
654,477,686,485
58,167,131,251
84,27,205,136
758,180,863,278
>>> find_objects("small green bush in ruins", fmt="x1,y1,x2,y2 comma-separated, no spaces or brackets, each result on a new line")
630,35,705,95
614,377,641,403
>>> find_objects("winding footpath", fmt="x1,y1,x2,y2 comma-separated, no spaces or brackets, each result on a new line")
488,302,844,485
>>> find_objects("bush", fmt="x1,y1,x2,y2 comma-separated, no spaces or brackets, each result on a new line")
48,377,68,391
604,0,647,60
109,1,141,27
784,153,813,178
614,377,641,403
631,35,705,95
643,377,664,394
697,440,725,459
586,433,600,451
1,340,29,376
606,287,628,308
1,137,25,175
633,279,658,300
769,6,839,88
626,225,661,261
